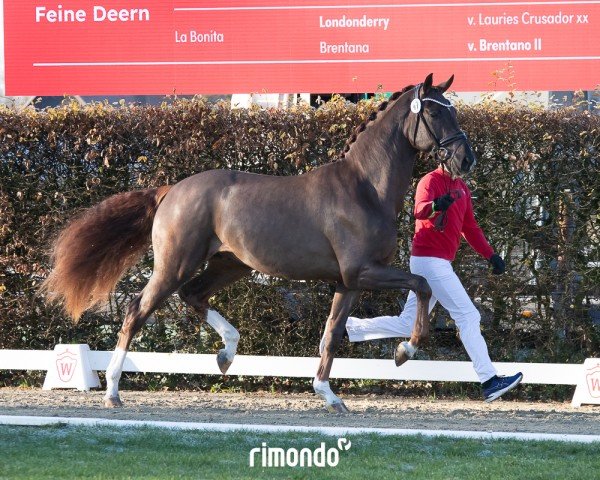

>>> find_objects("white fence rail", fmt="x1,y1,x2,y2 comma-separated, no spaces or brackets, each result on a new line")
0,349,581,385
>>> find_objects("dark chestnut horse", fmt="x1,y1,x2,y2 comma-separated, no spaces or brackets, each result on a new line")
42,74,476,413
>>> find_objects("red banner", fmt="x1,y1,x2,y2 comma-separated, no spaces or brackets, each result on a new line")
4,1,600,95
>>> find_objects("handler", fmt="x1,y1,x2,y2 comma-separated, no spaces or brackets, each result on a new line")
346,164,523,402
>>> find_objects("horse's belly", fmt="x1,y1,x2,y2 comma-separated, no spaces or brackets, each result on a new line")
219,234,341,282
261,256,341,282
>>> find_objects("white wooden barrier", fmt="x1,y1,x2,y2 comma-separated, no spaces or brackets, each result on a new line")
3,347,600,408
0,348,581,384
3,347,599,406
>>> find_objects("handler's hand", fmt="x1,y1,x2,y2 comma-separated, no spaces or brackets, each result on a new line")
489,253,505,275
433,194,455,212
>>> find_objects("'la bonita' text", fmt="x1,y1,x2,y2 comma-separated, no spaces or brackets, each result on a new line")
35,5,150,23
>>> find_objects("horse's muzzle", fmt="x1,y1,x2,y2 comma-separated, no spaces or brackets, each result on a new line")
460,142,477,173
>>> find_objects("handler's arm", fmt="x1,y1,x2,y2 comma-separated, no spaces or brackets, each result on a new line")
413,177,436,219
461,193,494,259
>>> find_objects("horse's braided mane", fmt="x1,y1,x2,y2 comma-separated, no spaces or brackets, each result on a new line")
339,84,415,160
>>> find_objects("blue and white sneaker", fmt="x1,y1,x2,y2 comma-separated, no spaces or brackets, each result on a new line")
482,373,523,402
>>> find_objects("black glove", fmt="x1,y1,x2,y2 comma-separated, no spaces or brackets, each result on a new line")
489,253,505,275
432,194,455,213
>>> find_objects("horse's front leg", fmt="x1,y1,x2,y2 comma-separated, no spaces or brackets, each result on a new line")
313,285,360,413
353,263,432,366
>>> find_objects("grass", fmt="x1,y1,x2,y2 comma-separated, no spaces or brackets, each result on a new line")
1,424,599,479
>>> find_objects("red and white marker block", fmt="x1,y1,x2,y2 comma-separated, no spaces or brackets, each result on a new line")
572,359,600,407
42,344,100,391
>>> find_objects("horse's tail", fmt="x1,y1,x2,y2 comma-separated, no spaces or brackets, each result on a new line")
41,185,172,322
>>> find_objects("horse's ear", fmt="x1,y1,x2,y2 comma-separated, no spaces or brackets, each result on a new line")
437,75,455,93
423,73,434,94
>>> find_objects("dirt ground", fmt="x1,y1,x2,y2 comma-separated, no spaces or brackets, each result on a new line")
1,388,599,435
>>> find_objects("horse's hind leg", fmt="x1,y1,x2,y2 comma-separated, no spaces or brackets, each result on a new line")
178,253,252,374
104,270,184,407
313,284,360,413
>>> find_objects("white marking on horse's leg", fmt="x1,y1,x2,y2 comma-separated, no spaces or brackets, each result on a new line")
319,319,331,355
104,348,127,406
403,340,418,357
206,309,239,373
313,377,348,413
313,377,339,404
319,332,327,355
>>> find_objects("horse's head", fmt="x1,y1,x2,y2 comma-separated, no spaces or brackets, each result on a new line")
403,73,476,177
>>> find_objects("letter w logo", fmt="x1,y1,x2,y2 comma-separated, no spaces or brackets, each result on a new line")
586,367,600,398
56,351,78,382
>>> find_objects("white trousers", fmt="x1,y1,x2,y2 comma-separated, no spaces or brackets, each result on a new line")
346,256,497,383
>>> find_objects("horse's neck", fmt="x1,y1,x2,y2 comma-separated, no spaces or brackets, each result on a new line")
347,103,416,214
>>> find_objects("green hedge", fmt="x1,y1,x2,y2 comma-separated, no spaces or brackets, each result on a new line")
1,96,598,376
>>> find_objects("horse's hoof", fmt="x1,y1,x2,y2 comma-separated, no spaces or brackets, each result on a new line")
326,401,350,414
217,350,233,374
395,341,415,367
103,396,123,408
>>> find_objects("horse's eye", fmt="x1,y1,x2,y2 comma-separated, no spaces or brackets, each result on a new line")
429,110,440,117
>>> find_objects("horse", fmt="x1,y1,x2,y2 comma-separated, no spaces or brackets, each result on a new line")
42,73,476,413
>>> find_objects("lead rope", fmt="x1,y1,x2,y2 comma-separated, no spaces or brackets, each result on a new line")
434,162,452,232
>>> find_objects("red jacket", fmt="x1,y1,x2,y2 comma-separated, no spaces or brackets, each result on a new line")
411,167,494,261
